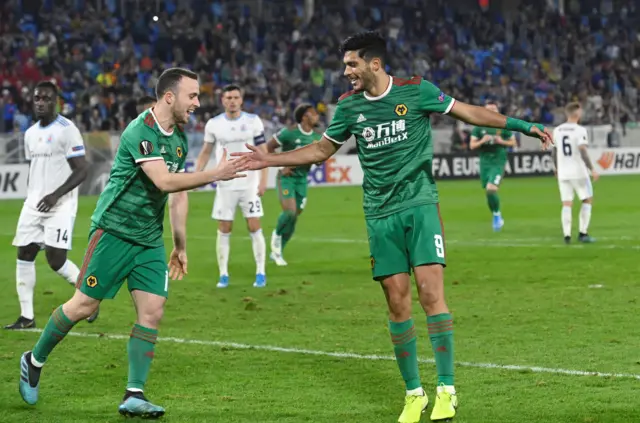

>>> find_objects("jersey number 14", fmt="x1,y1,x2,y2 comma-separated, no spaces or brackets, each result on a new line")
56,229,69,243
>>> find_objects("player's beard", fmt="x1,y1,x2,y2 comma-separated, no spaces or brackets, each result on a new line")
173,105,189,125
361,68,376,93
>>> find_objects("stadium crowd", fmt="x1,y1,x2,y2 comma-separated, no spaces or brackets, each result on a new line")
0,0,639,134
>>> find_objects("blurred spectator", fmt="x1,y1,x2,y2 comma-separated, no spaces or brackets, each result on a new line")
450,122,469,153
607,127,621,147
1,0,639,134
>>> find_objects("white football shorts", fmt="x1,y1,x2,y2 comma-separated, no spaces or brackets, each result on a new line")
212,188,264,221
558,178,593,202
12,205,75,250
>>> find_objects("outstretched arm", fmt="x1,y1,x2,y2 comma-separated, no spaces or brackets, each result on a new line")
234,137,338,169
140,149,248,193
449,102,510,129
449,102,552,148
272,137,338,166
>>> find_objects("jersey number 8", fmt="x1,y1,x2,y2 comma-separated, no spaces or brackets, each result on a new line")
434,234,445,258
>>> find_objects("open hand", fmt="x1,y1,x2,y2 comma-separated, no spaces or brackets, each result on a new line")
230,144,270,171
529,125,554,150
215,148,249,181
37,193,60,213
591,170,600,182
168,248,188,280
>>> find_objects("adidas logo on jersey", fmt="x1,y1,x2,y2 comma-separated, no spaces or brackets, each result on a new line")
357,114,367,123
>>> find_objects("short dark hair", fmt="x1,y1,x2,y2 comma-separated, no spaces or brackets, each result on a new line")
222,84,243,95
137,95,157,106
339,31,387,66
156,67,198,98
294,103,314,124
34,80,58,96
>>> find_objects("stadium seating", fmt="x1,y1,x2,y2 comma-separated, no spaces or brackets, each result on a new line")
1,0,638,134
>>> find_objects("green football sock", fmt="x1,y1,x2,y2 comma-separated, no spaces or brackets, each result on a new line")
32,306,77,363
276,210,297,250
390,319,421,390
427,313,454,385
127,324,158,391
486,191,500,213
276,210,296,236
281,214,298,249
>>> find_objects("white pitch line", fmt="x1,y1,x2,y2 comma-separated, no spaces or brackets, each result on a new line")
0,232,636,249
23,329,640,381
275,238,640,250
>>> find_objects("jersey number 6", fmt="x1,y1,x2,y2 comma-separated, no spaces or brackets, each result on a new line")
562,136,572,157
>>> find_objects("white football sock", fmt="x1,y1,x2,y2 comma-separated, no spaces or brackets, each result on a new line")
270,229,283,255
406,387,425,396
216,231,231,276
30,354,44,368
16,260,36,320
437,385,456,395
561,206,572,237
250,229,266,275
580,203,592,234
56,259,80,285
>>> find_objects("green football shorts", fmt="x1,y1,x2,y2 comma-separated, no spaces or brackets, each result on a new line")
480,165,505,188
277,174,308,210
75,229,168,300
365,204,446,280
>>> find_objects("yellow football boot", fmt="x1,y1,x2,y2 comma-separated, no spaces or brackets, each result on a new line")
430,385,458,421
398,391,429,423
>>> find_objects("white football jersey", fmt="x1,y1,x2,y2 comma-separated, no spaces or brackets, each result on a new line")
204,112,266,190
553,123,589,180
23,115,85,215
